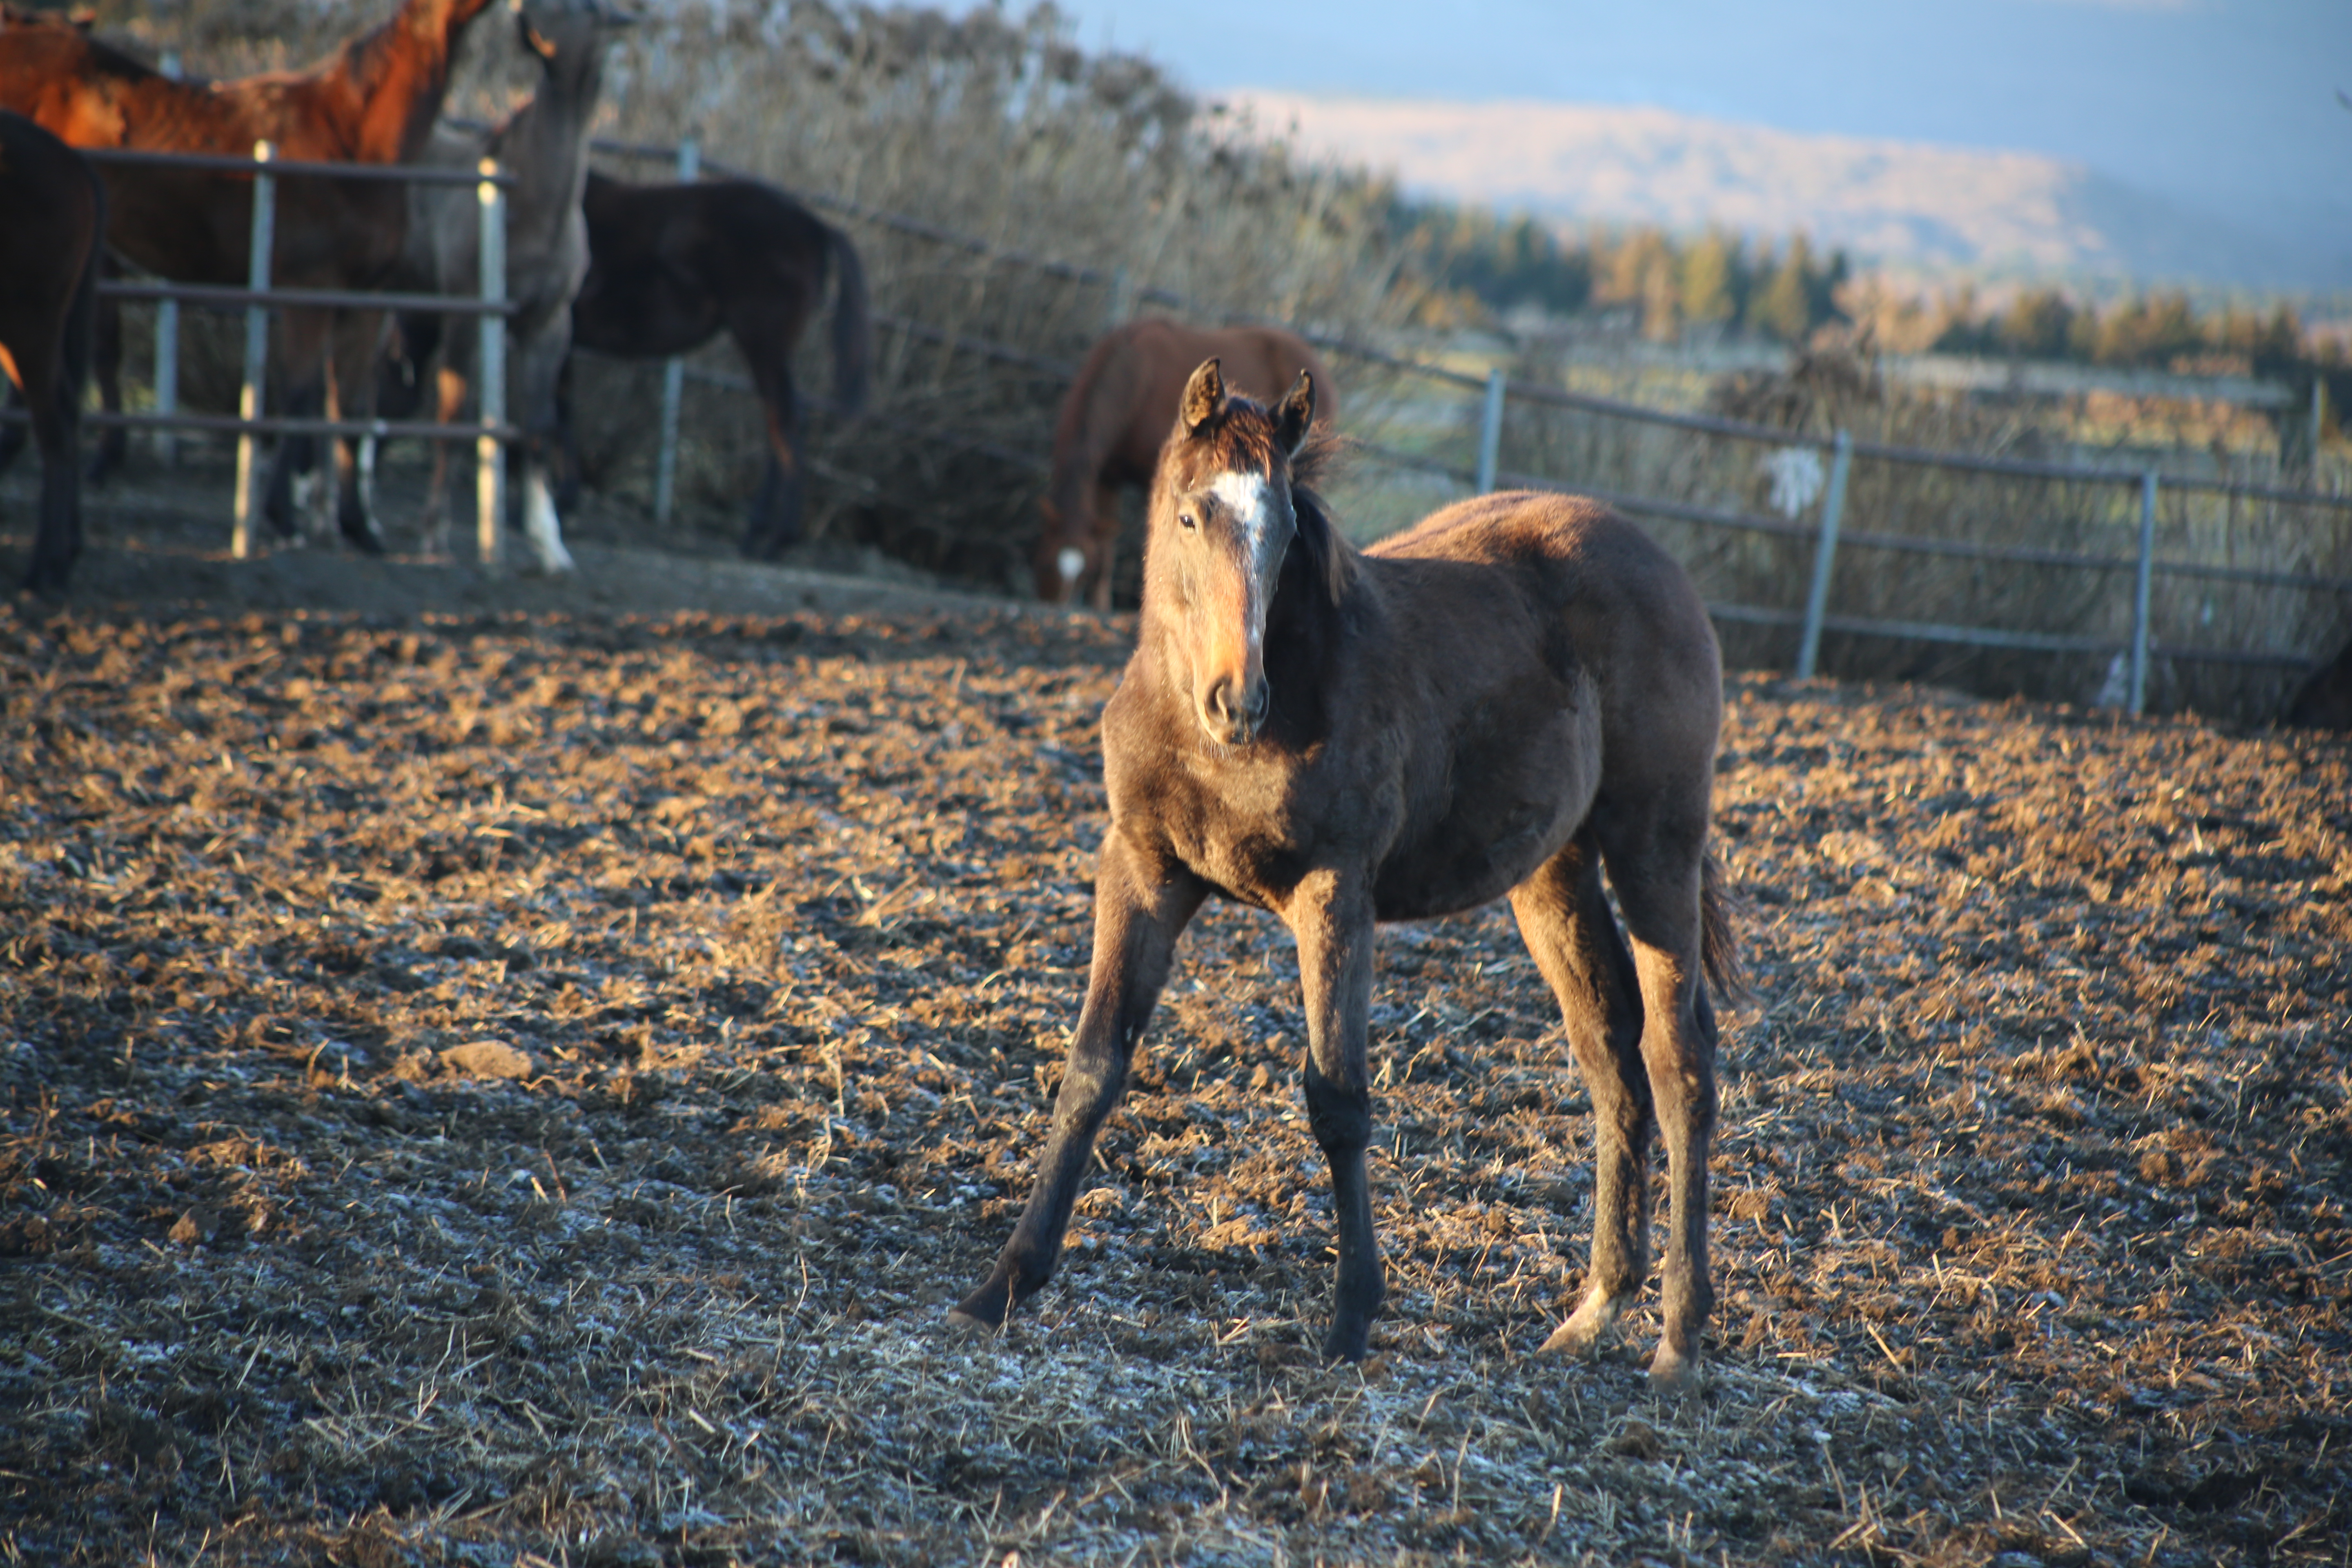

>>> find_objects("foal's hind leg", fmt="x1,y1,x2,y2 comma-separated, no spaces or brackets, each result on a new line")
1595,802,1721,1388
1509,830,1651,1359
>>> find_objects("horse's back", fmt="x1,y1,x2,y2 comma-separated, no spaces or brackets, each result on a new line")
1368,490,1722,794
1372,490,1714,648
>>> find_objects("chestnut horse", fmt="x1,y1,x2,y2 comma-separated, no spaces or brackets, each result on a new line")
0,111,104,593
0,0,497,550
1037,318,1335,609
955,359,1739,1387
568,169,872,558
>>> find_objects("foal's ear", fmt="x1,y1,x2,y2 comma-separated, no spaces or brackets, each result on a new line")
1179,358,1226,434
1274,369,1316,458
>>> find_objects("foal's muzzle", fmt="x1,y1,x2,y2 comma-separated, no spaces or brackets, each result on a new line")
1201,675,1268,746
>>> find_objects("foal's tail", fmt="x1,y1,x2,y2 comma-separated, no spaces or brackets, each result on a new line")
1699,851,1747,1004
825,222,873,421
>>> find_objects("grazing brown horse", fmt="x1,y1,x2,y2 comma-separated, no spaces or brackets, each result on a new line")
1037,318,1335,609
954,359,1739,1386
566,169,872,557
0,0,497,549
0,111,104,594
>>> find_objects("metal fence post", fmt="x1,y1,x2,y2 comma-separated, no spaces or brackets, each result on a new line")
476,157,507,568
1104,265,1132,334
1474,368,1506,494
2129,470,2158,715
652,134,699,527
153,50,182,467
229,140,274,559
1795,428,1853,680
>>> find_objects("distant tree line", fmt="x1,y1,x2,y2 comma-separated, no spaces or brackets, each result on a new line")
1389,199,1850,344
1917,286,2334,375
1387,197,2348,387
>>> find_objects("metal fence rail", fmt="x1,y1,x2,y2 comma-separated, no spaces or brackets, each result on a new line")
70,143,519,561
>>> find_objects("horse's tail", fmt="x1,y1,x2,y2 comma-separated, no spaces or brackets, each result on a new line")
1699,849,1746,1004
825,221,872,420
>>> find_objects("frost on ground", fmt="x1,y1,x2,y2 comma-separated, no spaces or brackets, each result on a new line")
0,597,2346,1566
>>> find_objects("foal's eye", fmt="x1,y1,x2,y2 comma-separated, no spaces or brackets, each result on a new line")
1178,512,1198,531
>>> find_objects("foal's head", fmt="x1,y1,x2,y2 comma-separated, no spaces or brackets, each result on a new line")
1148,358,1345,747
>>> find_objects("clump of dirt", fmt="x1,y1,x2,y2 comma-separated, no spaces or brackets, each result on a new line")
0,559,2347,1562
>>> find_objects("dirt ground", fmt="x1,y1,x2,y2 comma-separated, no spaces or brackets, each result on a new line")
3,456,2350,1566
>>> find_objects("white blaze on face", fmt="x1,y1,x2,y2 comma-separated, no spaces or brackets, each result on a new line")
1209,470,1282,627
1056,547,1085,588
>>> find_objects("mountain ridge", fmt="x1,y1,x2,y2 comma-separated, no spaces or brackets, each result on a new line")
1225,91,2346,293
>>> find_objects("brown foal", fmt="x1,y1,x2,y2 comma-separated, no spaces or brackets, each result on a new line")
954,358,1740,1386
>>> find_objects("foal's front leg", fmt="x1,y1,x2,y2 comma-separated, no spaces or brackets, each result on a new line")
1289,871,1384,1360
951,833,1205,1332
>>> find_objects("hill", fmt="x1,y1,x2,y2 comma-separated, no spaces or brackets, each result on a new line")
1228,92,2345,292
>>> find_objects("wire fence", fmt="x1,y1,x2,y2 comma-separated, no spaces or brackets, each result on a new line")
11,143,526,561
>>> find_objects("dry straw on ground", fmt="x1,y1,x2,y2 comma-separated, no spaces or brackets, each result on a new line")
0,514,2346,1563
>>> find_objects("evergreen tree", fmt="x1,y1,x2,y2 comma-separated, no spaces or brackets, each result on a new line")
1679,229,1741,328
1746,239,1814,343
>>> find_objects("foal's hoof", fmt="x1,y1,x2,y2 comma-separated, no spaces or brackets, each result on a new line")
1645,1345,1701,1393
1538,1297,1620,1358
947,1277,1013,1337
943,1308,1000,1341
1319,1321,1374,1364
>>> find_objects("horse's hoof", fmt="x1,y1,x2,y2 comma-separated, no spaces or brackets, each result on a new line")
1539,1296,1621,1357
1319,1322,1373,1363
1645,1345,1701,1393
943,1309,1001,1341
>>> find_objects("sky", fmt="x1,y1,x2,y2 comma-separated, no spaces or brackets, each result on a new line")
1027,0,2350,257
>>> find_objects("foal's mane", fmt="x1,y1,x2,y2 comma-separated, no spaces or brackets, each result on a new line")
1285,425,1356,606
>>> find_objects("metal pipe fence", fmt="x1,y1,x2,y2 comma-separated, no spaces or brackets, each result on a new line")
67,144,520,560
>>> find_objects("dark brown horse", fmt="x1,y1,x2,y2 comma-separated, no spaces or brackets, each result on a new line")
564,169,871,557
954,359,1738,1387
0,110,104,594
1037,318,1336,609
0,0,497,549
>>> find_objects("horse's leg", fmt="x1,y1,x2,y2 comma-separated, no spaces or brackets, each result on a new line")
1510,829,1652,1359
1593,804,1721,1389
263,309,334,541
1087,481,1120,612
0,377,24,474
85,286,125,485
510,309,576,575
1288,870,1385,1360
329,310,388,553
422,360,467,561
740,356,803,560
951,835,1205,1332
13,335,81,595
552,351,582,514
